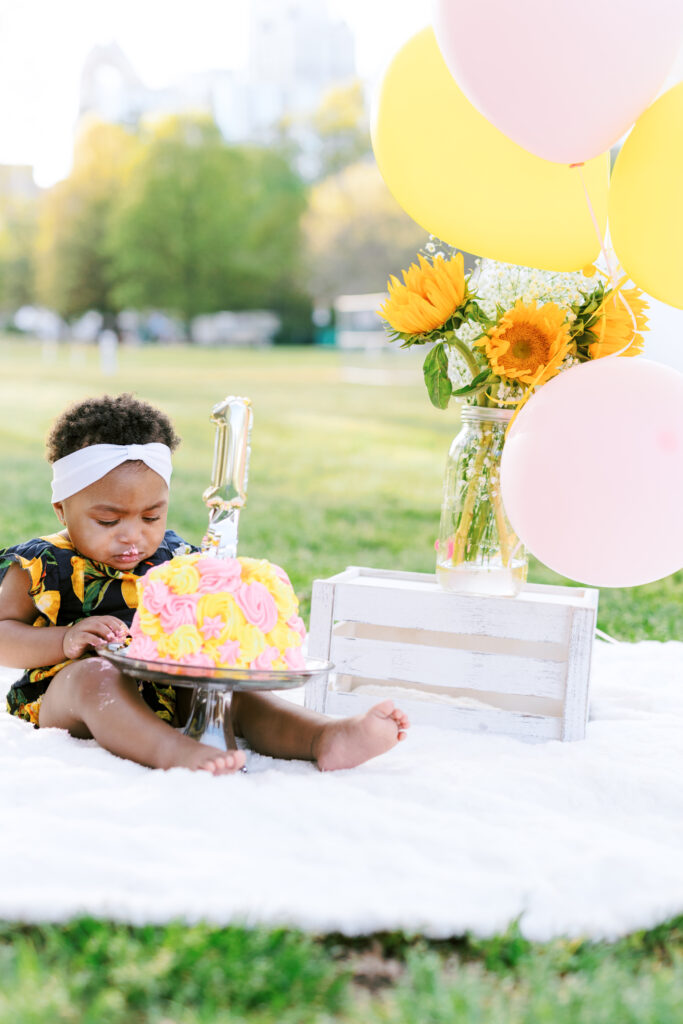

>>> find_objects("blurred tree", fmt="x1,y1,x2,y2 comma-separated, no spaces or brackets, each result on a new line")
302,160,427,304
0,195,38,313
109,114,308,341
310,80,371,180
36,117,140,321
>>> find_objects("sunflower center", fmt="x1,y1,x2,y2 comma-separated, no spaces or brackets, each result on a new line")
502,323,549,370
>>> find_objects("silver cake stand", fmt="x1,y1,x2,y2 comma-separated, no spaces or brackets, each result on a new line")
99,646,333,754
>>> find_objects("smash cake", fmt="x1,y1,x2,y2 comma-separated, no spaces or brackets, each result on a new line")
127,554,307,671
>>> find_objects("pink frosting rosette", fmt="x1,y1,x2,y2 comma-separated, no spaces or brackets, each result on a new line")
215,639,240,667
235,581,278,634
284,646,306,671
286,615,306,639
127,635,160,661
195,557,243,594
181,652,215,669
250,645,280,670
199,613,227,641
142,579,171,615
159,592,199,633
271,563,292,587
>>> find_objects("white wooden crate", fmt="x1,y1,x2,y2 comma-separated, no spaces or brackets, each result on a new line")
305,567,599,742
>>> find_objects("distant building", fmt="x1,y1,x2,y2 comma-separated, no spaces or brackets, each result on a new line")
78,42,245,132
77,0,356,177
247,0,355,132
78,43,147,127
333,292,387,350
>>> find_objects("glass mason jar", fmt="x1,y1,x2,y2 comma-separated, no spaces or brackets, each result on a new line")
436,406,528,597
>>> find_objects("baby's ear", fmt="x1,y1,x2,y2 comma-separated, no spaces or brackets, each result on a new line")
52,502,65,525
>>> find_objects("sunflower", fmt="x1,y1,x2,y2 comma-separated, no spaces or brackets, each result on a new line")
476,301,572,386
587,286,648,359
378,253,466,336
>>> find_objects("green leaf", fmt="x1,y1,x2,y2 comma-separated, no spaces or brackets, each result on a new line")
83,577,112,615
451,369,492,397
423,342,453,409
388,329,431,348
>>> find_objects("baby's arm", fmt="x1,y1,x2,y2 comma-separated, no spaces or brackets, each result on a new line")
0,563,128,668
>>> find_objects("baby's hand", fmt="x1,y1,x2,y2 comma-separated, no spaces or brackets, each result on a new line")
63,616,129,660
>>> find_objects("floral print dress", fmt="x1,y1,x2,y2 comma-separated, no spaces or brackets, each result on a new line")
0,529,196,725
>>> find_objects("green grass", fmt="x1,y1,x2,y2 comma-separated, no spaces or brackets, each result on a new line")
0,336,681,1022
3,919,683,1023
0,920,347,1023
1,336,679,634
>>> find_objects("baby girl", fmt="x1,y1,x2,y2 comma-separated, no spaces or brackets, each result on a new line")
0,394,409,775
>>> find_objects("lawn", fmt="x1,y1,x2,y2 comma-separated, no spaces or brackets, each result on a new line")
1,336,681,1022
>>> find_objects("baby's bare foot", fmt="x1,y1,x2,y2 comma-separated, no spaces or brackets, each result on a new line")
314,699,409,771
162,732,245,774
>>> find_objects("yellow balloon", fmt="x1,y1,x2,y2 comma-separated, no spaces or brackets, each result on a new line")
609,83,683,310
371,27,609,271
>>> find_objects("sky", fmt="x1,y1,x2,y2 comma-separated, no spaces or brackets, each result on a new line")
0,0,681,365
0,1,680,187
0,0,427,187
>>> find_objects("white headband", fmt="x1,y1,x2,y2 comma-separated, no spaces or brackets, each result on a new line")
51,443,173,502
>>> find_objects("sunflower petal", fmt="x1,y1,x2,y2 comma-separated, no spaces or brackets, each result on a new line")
379,254,467,335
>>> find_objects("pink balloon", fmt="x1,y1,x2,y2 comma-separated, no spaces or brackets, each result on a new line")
500,358,683,587
433,0,683,164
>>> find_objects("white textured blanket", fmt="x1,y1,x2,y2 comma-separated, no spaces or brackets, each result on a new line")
1,641,682,942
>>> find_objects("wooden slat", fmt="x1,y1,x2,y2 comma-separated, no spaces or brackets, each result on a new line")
330,634,567,699
325,689,562,742
332,620,568,664
334,673,560,717
561,605,596,741
332,579,573,644
338,566,597,608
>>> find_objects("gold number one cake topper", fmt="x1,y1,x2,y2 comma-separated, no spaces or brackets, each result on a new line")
201,396,253,558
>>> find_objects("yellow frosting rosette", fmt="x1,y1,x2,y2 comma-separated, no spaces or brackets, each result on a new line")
233,623,267,668
265,619,302,653
135,604,164,642
196,592,246,644
164,624,203,660
145,562,174,587
238,558,296,610
166,559,201,595
238,557,273,583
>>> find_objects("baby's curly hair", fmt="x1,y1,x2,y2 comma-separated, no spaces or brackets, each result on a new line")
46,394,181,463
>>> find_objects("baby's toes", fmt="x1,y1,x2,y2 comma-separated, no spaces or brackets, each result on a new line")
199,751,244,774
372,699,396,719
215,752,243,774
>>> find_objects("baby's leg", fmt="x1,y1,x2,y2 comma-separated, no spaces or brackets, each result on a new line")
232,691,409,770
38,658,244,774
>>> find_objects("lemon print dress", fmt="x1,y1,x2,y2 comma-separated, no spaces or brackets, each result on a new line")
0,529,196,726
